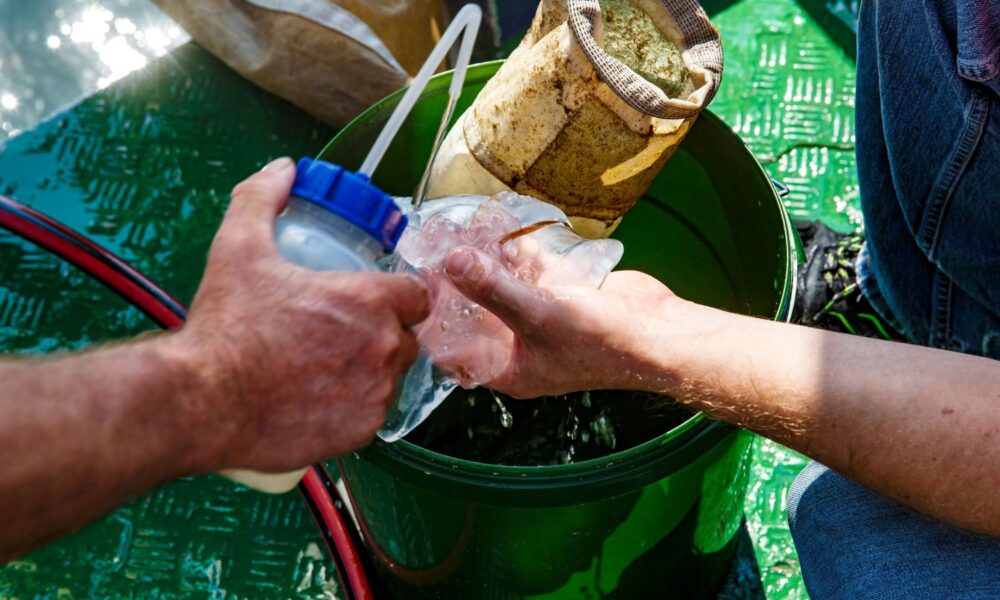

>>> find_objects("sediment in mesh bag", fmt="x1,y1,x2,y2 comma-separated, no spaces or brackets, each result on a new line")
427,0,722,239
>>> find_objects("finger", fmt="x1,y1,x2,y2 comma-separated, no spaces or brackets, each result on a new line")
386,275,432,327
339,273,430,328
223,157,297,236
501,235,541,270
393,330,421,373
444,247,549,334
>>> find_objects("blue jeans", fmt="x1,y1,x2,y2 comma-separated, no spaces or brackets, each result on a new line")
788,463,1000,600
791,1,1000,596
855,0,1000,358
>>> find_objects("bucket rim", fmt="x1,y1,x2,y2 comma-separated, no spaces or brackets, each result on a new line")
322,61,796,499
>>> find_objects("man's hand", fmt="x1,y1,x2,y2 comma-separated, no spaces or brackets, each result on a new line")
442,246,686,398
180,157,430,472
0,157,430,561
444,243,1000,538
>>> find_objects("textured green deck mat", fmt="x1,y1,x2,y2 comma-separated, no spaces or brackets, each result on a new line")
0,0,858,596
709,0,858,597
0,44,341,598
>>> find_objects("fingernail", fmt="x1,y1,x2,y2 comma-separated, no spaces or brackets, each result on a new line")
445,248,478,279
262,157,295,172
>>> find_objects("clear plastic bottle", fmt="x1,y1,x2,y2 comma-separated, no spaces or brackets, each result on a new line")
221,158,406,494
273,196,384,273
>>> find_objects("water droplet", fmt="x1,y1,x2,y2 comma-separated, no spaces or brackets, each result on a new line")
490,389,514,429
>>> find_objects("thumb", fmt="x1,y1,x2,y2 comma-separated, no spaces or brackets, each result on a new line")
223,157,297,237
445,247,547,334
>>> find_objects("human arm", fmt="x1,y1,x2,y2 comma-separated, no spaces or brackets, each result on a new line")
0,158,429,561
443,247,1000,535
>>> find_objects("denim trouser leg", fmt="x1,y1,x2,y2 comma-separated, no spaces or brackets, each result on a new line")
788,0,1000,594
854,0,1000,357
788,463,1000,600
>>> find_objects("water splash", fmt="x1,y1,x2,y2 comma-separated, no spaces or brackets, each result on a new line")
490,389,514,429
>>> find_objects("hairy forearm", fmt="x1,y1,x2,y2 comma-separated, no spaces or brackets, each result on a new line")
0,333,216,560
645,300,1000,534
0,161,429,562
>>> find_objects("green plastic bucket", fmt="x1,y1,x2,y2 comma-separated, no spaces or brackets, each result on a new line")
320,61,796,599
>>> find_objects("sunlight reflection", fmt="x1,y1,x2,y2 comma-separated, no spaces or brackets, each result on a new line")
60,3,183,77
114,18,137,36
69,6,113,45
0,0,188,141
67,6,182,66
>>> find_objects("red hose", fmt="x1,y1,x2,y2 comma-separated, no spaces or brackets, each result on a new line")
302,469,373,599
0,194,373,600
0,197,186,330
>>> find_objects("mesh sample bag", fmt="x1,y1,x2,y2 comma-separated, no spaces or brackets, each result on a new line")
427,0,722,238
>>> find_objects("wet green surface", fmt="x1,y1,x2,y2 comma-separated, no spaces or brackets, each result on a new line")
710,0,858,597
0,0,858,596
712,0,860,234
0,0,184,143
0,43,341,598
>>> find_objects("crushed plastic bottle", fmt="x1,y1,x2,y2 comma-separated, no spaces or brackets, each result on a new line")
395,192,624,389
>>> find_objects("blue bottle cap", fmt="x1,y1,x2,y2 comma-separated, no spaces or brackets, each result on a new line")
290,158,407,252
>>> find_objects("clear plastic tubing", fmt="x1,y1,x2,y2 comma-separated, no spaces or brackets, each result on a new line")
357,4,482,180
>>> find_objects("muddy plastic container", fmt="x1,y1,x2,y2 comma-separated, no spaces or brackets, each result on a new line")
319,62,796,599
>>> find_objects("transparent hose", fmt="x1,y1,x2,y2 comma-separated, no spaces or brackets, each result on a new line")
370,5,482,443
357,4,483,179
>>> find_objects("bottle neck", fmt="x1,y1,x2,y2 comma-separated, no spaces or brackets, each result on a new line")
286,196,387,264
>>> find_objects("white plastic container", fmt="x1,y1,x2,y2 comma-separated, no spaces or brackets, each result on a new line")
221,158,406,494
273,196,384,273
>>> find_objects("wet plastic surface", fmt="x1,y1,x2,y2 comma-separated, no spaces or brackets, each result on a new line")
399,193,623,389
0,0,858,596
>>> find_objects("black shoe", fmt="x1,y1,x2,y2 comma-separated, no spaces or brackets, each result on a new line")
793,220,898,340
